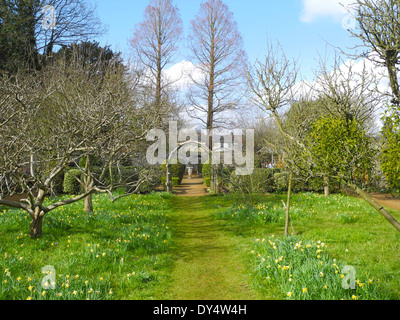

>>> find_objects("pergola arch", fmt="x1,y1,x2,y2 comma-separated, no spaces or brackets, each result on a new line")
165,140,211,192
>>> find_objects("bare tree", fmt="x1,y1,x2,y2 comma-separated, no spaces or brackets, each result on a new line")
247,41,301,236
187,0,247,129
0,0,105,73
0,56,160,238
187,0,247,192
37,0,105,59
347,0,400,105
248,41,400,233
130,0,183,119
311,54,384,131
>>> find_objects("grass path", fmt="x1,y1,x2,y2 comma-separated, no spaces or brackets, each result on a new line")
164,196,259,300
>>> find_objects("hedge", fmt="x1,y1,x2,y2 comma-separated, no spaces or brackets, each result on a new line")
219,167,328,194
161,160,185,185
172,177,180,187
63,166,162,195
51,171,65,196
63,169,83,195
202,162,211,178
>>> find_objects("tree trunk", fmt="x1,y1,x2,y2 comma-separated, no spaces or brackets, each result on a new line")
30,213,44,239
386,57,400,105
324,176,330,197
84,193,93,213
83,156,94,213
30,189,47,238
284,172,293,237
348,183,400,232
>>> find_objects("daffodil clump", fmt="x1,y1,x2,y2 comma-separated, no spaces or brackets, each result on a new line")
252,235,388,300
0,271,114,300
216,203,291,225
214,194,320,226
0,192,173,300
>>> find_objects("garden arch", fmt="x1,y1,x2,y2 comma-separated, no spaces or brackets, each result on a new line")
165,140,211,192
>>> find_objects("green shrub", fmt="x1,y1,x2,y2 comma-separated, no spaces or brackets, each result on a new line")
204,177,211,187
161,160,185,185
227,168,275,194
306,176,325,193
63,169,83,195
273,172,290,192
202,162,211,178
92,166,138,186
218,166,235,189
171,163,185,184
198,162,204,176
172,177,180,187
50,171,65,196
139,181,155,194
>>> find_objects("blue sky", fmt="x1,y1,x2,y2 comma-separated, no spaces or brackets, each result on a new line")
94,0,359,81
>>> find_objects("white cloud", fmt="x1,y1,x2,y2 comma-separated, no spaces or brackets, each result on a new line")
300,0,353,23
164,60,203,90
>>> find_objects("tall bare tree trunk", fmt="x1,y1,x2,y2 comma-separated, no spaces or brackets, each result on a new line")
208,33,219,194
188,0,246,195
130,0,183,121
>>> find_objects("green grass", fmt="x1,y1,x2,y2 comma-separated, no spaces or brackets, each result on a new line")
211,192,400,300
253,236,387,300
0,192,174,300
1,190,399,300
164,196,259,300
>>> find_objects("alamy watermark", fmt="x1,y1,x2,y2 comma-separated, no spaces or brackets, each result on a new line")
42,5,56,30
341,265,356,290
41,265,56,289
146,121,254,176
342,9,357,30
